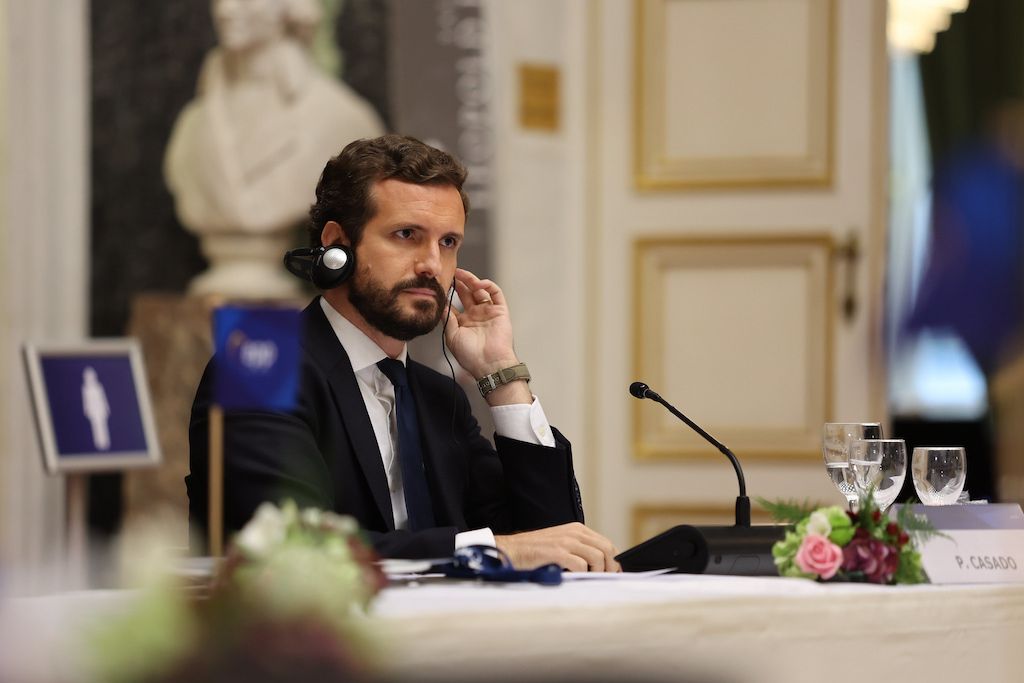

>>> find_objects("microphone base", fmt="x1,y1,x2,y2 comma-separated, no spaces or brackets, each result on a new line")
615,524,788,576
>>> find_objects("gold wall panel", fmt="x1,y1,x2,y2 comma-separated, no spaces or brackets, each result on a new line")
634,0,834,188
632,235,834,462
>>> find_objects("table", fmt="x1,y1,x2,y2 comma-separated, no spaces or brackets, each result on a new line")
372,574,1024,683
2,575,1022,683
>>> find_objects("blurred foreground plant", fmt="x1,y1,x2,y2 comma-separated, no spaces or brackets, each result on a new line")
91,501,385,683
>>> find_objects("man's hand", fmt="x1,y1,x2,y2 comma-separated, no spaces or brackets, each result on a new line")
445,268,532,405
495,522,622,572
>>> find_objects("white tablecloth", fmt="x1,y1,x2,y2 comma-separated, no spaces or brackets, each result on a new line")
3,576,1022,683
371,574,1024,683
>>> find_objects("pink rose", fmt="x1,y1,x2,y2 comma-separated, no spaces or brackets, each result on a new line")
794,533,844,580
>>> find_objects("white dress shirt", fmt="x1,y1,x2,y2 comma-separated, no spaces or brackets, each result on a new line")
319,298,556,549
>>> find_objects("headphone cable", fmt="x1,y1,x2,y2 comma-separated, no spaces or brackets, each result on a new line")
440,285,459,439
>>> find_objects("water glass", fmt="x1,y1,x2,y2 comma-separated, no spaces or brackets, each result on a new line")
849,439,907,511
822,422,883,507
911,447,967,505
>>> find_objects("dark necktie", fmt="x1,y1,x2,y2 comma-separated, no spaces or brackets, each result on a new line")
376,358,436,531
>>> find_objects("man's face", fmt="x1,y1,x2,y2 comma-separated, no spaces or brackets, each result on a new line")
345,179,465,341
212,0,284,52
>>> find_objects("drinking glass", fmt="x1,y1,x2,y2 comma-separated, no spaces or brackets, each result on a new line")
822,422,883,507
912,447,967,505
849,439,907,512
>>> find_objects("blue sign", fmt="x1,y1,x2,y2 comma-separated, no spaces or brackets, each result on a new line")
39,355,148,456
213,306,301,411
24,340,161,473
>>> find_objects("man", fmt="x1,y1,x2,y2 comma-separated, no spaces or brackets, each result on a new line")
188,135,620,571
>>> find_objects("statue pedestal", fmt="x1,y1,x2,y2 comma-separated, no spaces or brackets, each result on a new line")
121,292,305,544
122,294,218,547
190,232,304,299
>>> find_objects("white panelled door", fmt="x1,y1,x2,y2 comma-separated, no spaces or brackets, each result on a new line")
585,0,888,548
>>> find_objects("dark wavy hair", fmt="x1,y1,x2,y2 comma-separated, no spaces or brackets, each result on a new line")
308,134,470,247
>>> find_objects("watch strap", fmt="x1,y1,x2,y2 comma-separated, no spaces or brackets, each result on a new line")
477,363,531,397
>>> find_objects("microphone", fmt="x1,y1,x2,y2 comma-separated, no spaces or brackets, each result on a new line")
616,381,786,576
629,381,749,526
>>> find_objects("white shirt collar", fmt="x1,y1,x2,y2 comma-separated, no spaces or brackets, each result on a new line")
318,296,407,373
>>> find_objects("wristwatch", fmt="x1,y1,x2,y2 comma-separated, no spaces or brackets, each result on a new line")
477,363,531,397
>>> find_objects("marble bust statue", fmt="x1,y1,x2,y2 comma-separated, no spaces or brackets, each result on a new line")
164,0,384,298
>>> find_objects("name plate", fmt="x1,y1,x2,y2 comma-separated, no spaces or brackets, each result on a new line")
898,504,1024,584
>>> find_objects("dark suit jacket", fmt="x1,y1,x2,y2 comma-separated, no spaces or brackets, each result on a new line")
187,298,584,558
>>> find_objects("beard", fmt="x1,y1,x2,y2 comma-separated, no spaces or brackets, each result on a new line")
347,266,448,341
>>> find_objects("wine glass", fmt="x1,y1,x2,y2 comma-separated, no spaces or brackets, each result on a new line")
849,439,907,512
822,422,883,508
912,447,967,505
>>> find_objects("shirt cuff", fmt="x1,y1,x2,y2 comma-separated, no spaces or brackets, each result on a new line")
455,527,496,549
490,396,556,447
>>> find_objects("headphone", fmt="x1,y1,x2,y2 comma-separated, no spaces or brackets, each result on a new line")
439,545,563,585
283,245,355,289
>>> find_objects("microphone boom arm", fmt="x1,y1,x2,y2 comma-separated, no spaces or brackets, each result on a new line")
649,393,746,497
631,382,751,527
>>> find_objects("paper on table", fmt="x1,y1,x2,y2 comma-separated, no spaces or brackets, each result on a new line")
378,558,449,575
561,568,675,580
387,573,446,581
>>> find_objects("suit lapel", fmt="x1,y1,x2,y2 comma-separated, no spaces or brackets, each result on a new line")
408,361,465,528
302,300,395,529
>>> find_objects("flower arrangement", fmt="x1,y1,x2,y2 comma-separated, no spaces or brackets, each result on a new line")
223,500,387,612
760,493,938,585
91,500,385,683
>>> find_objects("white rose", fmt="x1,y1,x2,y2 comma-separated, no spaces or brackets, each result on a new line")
301,507,323,528
806,510,832,537
236,502,287,557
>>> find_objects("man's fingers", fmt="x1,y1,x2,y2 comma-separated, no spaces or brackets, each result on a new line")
454,269,506,308
452,277,471,302
567,539,605,572
563,522,618,561
470,278,505,306
582,537,620,572
567,525,620,572
559,553,588,573
497,523,621,572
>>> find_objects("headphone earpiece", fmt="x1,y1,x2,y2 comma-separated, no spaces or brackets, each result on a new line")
283,245,355,289
312,245,354,289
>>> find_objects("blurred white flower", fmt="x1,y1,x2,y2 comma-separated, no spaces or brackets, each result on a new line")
236,502,288,558
301,507,323,527
806,510,832,537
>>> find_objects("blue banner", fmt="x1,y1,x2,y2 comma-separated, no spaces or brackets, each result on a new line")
213,306,301,411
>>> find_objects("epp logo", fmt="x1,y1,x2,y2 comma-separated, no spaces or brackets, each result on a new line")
227,331,279,372
214,306,301,411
